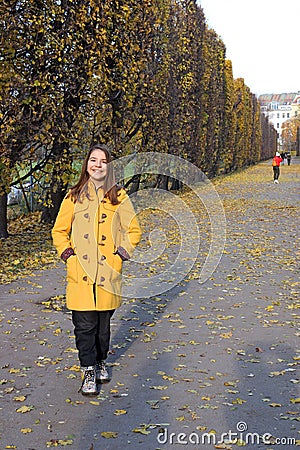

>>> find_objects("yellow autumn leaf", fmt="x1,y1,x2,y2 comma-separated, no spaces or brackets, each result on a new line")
114,409,127,415
269,371,285,376
265,305,274,311
89,401,100,405
232,398,246,405
68,364,80,371
215,444,231,449
16,405,34,413
150,385,168,390
220,332,233,339
4,387,14,394
9,368,21,373
46,439,73,446
21,428,32,434
100,431,118,438
64,348,78,353
132,426,151,435
290,398,300,404
14,395,26,402
162,375,174,381
269,403,282,407
220,315,235,320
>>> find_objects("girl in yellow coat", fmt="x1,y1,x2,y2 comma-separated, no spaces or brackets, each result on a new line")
52,144,142,395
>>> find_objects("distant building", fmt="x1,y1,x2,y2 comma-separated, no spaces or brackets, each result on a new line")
258,93,299,143
291,93,300,119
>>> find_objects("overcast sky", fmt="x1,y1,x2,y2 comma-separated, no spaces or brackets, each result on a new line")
198,0,299,96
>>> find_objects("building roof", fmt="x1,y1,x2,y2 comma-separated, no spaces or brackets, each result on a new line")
258,92,298,106
292,94,300,105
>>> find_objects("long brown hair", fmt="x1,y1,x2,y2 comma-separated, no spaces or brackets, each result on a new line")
67,144,120,204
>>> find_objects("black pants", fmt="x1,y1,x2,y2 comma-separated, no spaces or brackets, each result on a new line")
273,166,280,180
72,309,115,367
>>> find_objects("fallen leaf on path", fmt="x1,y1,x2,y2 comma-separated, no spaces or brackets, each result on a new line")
101,431,118,438
16,405,34,413
114,409,127,415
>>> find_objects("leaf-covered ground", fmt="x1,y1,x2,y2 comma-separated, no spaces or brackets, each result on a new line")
0,160,299,449
0,212,58,285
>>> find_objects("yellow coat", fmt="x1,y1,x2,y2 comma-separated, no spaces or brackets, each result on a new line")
52,182,142,311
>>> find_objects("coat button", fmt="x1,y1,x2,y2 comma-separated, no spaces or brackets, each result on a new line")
98,255,106,265
99,235,106,246
83,276,87,281
84,213,89,219
100,276,105,282
101,213,107,219
82,254,88,260
83,234,89,239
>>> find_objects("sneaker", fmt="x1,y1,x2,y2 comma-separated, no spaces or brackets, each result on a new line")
95,361,110,383
274,179,279,184
80,366,98,396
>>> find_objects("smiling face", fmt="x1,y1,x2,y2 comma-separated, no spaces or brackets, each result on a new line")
87,149,108,188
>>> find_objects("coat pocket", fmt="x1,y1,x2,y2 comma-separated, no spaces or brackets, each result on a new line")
110,253,123,279
66,255,78,283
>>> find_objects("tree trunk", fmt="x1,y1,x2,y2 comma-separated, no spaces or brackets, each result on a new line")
41,184,67,224
170,177,182,190
156,174,169,190
41,142,70,224
127,174,141,195
0,193,9,239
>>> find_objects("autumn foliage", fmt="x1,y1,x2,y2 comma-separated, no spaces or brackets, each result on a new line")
0,0,277,238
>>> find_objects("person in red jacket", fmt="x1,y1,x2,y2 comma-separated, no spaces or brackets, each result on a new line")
272,152,283,184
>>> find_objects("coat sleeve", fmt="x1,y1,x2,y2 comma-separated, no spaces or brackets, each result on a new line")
51,196,75,257
117,191,142,257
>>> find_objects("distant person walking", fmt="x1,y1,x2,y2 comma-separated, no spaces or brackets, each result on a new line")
280,151,285,165
272,151,283,184
52,144,142,396
286,152,291,165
